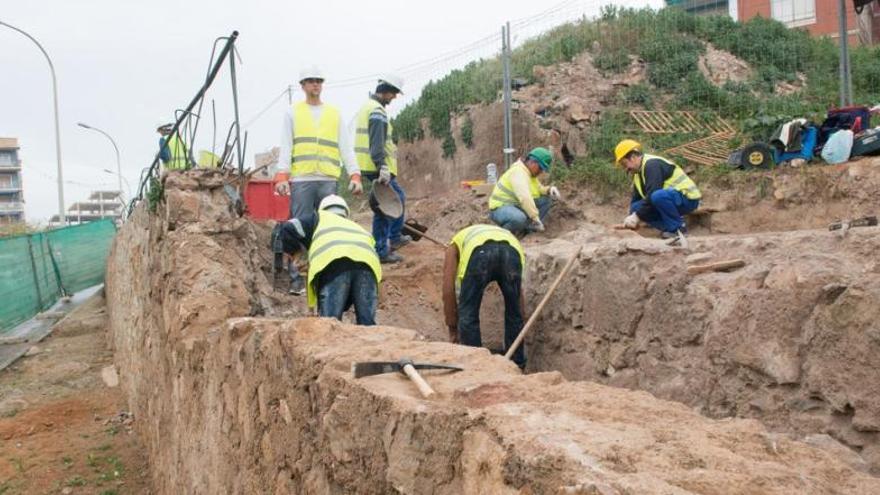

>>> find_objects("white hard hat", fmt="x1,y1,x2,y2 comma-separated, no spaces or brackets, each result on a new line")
299,66,325,83
318,194,350,218
156,121,173,131
378,74,404,94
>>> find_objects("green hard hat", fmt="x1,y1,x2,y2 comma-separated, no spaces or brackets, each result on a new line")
527,147,553,171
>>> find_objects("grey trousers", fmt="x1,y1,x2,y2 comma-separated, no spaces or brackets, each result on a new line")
289,180,338,219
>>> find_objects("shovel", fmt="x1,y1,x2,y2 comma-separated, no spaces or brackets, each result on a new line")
352,358,462,398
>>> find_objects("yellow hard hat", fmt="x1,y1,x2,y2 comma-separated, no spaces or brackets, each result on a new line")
614,139,642,165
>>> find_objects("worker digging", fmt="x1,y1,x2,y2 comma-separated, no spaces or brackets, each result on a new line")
277,195,381,325
614,139,702,246
488,146,561,236
442,224,528,369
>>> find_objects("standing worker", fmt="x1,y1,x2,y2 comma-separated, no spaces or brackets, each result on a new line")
273,66,363,294
614,139,701,241
488,147,561,236
352,75,409,264
277,195,381,325
156,122,190,171
442,224,527,369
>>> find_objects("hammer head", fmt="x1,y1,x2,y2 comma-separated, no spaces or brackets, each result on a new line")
351,360,408,378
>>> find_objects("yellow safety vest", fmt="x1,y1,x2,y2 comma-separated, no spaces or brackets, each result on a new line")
307,210,382,307
354,99,398,175
451,224,525,282
488,161,542,210
290,102,343,179
164,134,189,171
633,154,702,200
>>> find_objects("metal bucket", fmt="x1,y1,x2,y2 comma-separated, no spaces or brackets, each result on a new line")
369,182,403,219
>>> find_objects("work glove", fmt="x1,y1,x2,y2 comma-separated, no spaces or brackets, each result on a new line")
348,173,363,195
273,172,290,196
623,212,640,229
548,186,561,200
529,219,545,232
377,165,391,185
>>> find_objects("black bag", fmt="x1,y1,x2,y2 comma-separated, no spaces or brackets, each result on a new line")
851,128,880,157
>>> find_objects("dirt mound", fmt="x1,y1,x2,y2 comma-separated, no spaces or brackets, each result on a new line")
520,225,880,472
104,170,880,492
698,43,753,87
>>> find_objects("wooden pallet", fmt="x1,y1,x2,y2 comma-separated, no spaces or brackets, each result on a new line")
629,111,735,135
662,131,736,167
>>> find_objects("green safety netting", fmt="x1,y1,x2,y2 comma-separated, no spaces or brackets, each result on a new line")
0,219,117,334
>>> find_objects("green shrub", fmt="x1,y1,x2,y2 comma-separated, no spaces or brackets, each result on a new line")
442,134,457,158
461,116,474,148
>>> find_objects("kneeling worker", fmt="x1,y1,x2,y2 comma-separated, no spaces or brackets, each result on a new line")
278,195,382,325
614,139,701,240
442,224,527,368
488,147,561,236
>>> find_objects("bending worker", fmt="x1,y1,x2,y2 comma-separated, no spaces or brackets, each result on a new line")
442,224,527,369
614,139,701,240
488,147,561,236
273,66,363,294
352,75,410,264
156,122,190,171
278,195,381,325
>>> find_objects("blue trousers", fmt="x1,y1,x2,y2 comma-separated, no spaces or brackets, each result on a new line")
458,242,525,368
488,196,552,236
369,176,406,258
630,189,699,233
317,263,377,326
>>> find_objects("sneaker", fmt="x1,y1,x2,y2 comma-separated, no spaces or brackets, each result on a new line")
288,277,305,296
390,235,412,250
661,226,688,239
380,252,404,264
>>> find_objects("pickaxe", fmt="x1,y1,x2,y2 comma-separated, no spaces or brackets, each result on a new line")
352,358,462,398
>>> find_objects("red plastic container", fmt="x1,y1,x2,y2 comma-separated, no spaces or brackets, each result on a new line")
244,179,290,221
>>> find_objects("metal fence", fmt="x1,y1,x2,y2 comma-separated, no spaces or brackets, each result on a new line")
0,219,116,333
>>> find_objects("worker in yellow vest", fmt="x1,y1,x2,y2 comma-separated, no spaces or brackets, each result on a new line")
277,195,381,325
614,139,701,242
156,122,190,171
352,75,409,264
273,66,364,295
442,224,527,368
488,147,561,236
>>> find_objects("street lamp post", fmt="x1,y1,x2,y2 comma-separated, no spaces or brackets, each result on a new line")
0,20,65,225
78,122,123,199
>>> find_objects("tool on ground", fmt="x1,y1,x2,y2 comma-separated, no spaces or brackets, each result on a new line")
504,246,583,360
828,215,877,231
687,258,745,275
402,221,444,246
352,358,463,398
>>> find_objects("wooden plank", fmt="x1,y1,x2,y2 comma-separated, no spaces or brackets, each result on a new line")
687,259,746,275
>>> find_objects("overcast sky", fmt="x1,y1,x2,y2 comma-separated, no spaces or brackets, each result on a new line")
1,0,657,223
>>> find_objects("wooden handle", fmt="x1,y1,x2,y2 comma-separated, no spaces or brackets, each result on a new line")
686,259,745,275
403,223,444,246
402,364,436,398
505,246,583,360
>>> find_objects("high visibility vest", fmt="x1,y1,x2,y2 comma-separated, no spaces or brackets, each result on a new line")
354,99,398,175
290,102,343,179
488,161,542,210
307,210,382,307
451,224,525,282
164,134,189,171
633,154,702,201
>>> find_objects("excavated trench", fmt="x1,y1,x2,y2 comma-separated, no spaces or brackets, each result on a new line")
106,170,880,493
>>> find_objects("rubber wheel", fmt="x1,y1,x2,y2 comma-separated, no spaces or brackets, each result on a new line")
740,143,774,170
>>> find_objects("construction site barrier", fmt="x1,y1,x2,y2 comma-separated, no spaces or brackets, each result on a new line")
0,219,117,334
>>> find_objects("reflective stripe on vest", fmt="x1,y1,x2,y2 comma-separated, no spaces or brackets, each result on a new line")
354,99,398,175
451,224,525,282
307,210,382,307
291,102,343,178
488,161,541,210
633,154,702,200
165,134,188,170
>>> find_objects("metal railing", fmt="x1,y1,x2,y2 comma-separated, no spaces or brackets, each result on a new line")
0,202,24,211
